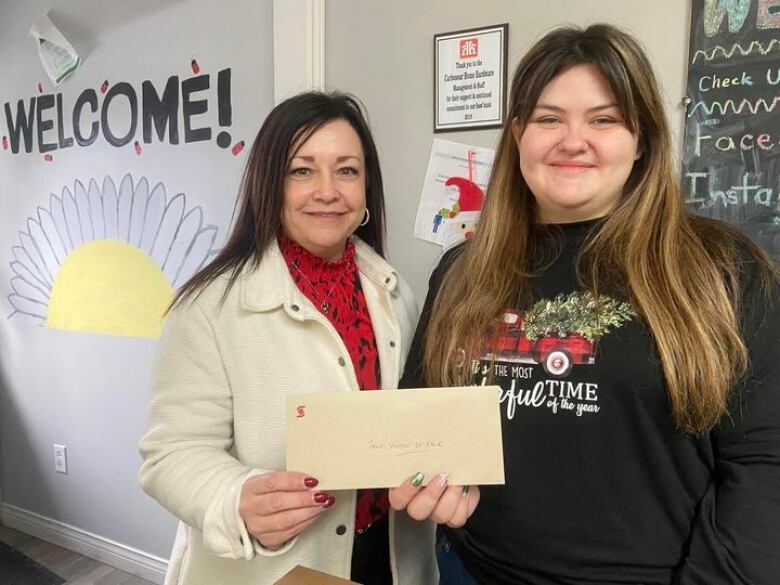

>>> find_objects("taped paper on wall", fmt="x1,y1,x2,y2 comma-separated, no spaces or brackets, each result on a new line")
414,138,494,248
30,13,81,86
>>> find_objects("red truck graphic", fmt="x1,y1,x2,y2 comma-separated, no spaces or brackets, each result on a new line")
482,310,595,378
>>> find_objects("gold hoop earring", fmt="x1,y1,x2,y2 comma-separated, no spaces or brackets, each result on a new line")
359,208,370,227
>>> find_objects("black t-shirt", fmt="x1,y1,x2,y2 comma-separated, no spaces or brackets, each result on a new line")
401,220,780,585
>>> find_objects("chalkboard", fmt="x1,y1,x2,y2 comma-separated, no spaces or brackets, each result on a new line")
682,0,780,259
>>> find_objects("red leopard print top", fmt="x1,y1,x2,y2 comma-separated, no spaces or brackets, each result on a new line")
280,236,389,533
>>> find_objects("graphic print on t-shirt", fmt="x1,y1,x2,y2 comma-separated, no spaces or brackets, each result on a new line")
472,291,634,420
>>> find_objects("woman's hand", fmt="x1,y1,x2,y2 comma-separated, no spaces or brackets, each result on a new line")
389,473,480,528
239,471,335,549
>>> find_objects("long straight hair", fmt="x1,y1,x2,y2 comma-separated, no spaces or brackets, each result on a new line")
423,24,777,434
171,91,387,307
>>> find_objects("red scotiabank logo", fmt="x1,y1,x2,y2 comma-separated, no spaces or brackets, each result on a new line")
296,405,306,418
459,38,479,59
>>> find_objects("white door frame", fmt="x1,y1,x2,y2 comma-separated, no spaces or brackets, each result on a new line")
273,0,325,103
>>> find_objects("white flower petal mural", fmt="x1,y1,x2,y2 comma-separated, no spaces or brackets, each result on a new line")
6,174,218,338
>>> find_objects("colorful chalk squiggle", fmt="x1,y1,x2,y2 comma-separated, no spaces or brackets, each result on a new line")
688,95,780,117
691,39,780,64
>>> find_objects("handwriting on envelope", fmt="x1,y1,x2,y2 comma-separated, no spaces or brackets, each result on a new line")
286,386,504,490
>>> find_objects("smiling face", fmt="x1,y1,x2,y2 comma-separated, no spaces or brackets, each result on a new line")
282,119,366,261
513,63,640,224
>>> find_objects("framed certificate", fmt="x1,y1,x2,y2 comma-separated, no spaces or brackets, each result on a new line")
434,23,508,132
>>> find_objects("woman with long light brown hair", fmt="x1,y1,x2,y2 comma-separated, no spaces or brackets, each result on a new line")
399,24,780,585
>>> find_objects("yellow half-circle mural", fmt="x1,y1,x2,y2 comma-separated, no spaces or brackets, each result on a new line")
7,174,218,338
47,241,174,339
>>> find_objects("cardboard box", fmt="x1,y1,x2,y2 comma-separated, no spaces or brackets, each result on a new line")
274,565,360,584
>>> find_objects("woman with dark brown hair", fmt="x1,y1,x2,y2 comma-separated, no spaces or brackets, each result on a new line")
400,24,780,585
139,92,439,585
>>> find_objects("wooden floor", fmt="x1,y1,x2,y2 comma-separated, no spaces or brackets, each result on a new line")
0,523,155,585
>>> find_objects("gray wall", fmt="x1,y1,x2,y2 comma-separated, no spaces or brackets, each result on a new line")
0,0,691,566
0,1,178,559
325,0,691,305
0,0,273,561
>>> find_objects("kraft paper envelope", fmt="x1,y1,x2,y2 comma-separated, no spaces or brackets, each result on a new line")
274,565,358,584
286,386,504,490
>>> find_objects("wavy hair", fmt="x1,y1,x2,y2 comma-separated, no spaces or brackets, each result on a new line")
423,24,777,434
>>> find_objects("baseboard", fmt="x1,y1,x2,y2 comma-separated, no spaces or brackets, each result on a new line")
1,503,168,584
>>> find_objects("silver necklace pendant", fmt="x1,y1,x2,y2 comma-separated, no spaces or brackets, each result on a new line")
290,260,340,315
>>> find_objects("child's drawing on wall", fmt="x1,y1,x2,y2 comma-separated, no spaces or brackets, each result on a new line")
414,138,494,248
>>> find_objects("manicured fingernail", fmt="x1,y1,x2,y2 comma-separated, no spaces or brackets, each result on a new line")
313,492,329,504
322,496,336,509
461,485,470,496
411,472,425,487
436,473,449,487
304,477,319,488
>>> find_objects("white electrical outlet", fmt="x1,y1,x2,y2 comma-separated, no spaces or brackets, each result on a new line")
53,444,68,474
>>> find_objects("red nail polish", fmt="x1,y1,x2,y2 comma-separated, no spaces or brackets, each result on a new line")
313,492,329,504
322,496,336,509
304,477,319,488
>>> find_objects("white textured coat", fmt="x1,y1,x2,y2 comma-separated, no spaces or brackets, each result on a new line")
139,238,437,585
